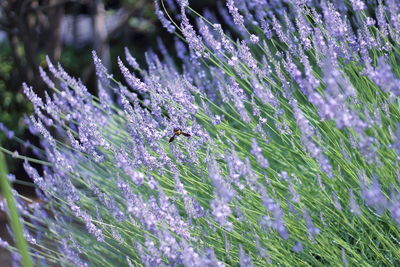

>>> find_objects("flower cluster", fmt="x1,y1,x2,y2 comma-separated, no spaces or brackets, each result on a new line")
1,0,400,266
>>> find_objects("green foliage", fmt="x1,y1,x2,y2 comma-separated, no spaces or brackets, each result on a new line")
0,44,31,139
0,150,33,267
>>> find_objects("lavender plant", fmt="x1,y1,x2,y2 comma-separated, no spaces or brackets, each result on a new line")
1,0,400,266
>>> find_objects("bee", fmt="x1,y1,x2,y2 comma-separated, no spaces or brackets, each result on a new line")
169,128,191,143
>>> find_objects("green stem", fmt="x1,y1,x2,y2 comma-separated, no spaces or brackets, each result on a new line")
0,150,34,267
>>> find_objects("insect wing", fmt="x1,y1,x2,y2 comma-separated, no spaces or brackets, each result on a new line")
182,132,191,137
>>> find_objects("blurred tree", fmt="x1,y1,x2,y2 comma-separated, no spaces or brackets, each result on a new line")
0,0,65,97
0,0,156,194
0,0,153,96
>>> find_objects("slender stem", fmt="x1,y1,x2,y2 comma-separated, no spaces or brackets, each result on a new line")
0,150,34,267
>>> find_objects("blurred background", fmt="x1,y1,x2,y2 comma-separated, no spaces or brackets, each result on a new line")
0,0,215,265
1,0,171,197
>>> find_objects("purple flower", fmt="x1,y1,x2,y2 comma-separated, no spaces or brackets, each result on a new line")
180,7,206,58
251,138,269,169
181,241,202,267
390,195,400,225
60,239,89,267
391,124,400,160
376,1,388,36
290,100,333,177
70,203,105,242
211,197,233,230
0,122,14,139
360,176,387,214
136,236,164,266
92,50,111,86
39,66,55,88
154,0,176,33
23,161,45,189
271,15,290,45
238,40,263,77
226,0,244,27
368,57,400,97
0,237,10,249
28,116,56,147
239,245,254,267
332,193,342,211
176,0,188,8
260,18,272,39
227,78,251,123
349,189,362,215
124,47,140,70
350,0,366,11
366,17,376,27
303,209,320,241
292,241,303,253
118,57,148,92
259,187,289,240
321,2,349,39
295,15,312,50
249,34,259,43
197,19,222,53
23,83,44,113
288,183,300,203
208,158,235,229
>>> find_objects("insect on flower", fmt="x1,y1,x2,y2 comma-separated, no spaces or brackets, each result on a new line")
169,128,191,143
